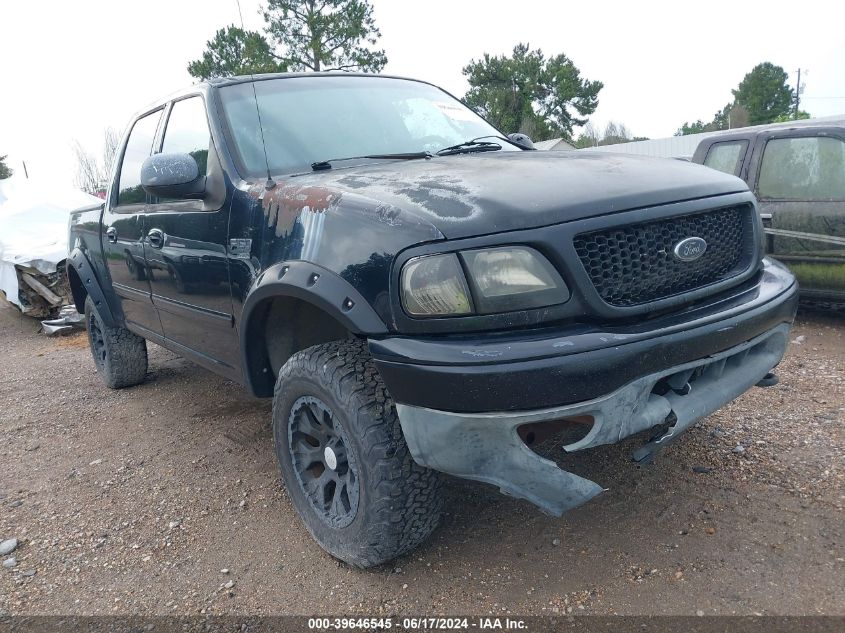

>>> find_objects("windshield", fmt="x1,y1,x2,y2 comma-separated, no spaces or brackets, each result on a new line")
218,76,515,177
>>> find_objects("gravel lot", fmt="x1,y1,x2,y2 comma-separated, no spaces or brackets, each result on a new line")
0,303,842,616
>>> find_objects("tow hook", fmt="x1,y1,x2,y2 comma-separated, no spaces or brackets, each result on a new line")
755,372,779,387
631,415,676,464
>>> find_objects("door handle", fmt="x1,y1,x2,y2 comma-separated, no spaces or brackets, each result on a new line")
759,213,775,255
106,227,117,243
147,228,164,249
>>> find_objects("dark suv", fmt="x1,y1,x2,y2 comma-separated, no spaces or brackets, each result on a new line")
68,73,798,567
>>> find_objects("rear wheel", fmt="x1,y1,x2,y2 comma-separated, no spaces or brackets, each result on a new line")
84,297,148,389
272,339,442,568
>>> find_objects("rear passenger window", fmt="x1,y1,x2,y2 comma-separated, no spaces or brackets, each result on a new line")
161,97,211,177
758,136,845,200
703,140,748,176
116,110,163,206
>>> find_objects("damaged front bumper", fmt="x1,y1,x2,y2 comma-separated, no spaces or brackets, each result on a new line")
374,259,798,516
395,323,789,516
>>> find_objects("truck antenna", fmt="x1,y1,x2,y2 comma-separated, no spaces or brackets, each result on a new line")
235,0,275,190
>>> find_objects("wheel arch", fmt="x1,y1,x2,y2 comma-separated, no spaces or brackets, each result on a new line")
68,248,118,327
240,261,388,397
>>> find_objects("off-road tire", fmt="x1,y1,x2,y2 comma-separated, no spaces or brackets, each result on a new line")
84,297,148,389
272,339,443,568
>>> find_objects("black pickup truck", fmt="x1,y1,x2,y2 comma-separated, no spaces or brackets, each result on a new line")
68,73,798,567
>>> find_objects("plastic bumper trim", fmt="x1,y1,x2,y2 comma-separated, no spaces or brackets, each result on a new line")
395,323,790,516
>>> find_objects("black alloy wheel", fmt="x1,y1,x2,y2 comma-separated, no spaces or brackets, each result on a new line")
88,310,108,370
287,395,360,528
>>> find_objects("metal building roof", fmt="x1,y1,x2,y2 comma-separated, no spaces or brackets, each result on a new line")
580,114,845,159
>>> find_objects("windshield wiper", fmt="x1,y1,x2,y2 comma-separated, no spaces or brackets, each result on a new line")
436,137,504,156
311,152,432,171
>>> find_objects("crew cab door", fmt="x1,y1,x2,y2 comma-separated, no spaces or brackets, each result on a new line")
102,108,165,335
143,95,240,374
748,128,845,300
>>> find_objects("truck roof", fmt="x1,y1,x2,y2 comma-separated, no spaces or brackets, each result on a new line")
203,71,421,87
126,72,440,132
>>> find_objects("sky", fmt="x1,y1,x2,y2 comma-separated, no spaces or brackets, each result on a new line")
1,0,844,188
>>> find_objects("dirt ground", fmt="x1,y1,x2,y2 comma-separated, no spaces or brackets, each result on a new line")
0,303,842,616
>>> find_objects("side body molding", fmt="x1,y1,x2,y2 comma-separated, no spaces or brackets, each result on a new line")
68,247,118,327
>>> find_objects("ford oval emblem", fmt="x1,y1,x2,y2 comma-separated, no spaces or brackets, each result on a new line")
672,237,707,262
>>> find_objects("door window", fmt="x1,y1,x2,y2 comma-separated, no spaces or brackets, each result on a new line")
116,110,163,206
161,97,211,177
703,140,748,176
758,136,845,200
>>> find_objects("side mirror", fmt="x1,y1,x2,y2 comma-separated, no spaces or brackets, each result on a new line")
508,133,535,150
140,153,206,199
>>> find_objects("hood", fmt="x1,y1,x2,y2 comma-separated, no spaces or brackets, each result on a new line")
278,151,749,240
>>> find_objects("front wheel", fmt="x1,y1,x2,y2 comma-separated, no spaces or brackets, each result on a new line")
272,339,442,568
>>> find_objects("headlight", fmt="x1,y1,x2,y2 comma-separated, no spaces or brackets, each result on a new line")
401,253,474,316
462,246,569,314
400,247,569,318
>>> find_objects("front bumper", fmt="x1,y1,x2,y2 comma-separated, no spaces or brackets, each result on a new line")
370,258,798,515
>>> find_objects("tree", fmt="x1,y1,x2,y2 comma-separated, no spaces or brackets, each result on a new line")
711,102,749,130
675,120,708,136
103,127,121,178
732,62,793,126
71,127,121,195
601,121,633,146
263,0,386,72
675,62,805,135
188,1,386,80
676,103,751,136
72,141,100,194
463,43,602,141
574,121,647,148
774,110,810,123
573,122,601,148
187,26,284,80
0,155,12,180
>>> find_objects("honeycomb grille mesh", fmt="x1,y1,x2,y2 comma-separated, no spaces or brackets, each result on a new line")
573,207,753,307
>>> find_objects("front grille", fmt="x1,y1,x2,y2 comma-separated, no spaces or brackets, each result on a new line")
573,206,754,307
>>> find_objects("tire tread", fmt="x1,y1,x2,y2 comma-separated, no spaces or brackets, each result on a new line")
85,297,147,389
273,338,442,567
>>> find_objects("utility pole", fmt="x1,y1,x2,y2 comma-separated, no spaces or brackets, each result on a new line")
794,69,807,119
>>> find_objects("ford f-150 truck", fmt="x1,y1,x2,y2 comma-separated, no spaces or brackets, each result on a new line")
67,73,798,567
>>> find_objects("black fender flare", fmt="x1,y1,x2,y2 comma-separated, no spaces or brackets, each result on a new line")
239,261,388,395
68,247,118,327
